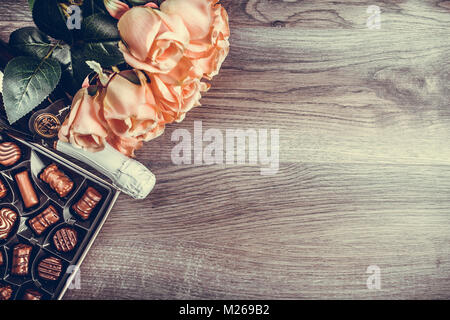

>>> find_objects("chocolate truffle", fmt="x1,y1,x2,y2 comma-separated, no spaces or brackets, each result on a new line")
22,288,43,300
40,164,74,197
0,251,3,266
29,205,60,236
0,179,7,199
53,227,77,252
0,142,21,166
72,187,102,220
11,243,32,276
0,208,17,240
38,256,63,281
15,171,39,208
0,284,12,300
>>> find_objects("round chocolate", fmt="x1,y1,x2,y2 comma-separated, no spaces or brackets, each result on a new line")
0,142,21,166
38,256,63,281
0,284,12,300
0,208,17,240
53,227,78,252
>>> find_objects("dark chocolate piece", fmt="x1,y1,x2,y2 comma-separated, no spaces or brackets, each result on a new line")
29,205,60,236
0,207,17,240
22,289,43,300
15,171,39,208
0,179,7,199
40,164,74,197
0,284,12,300
53,227,77,252
38,256,63,281
72,187,102,220
11,243,32,276
0,251,3,266
0,142,21,166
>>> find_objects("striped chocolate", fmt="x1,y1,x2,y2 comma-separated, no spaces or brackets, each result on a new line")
11,243,32,276
0,208,17,240
29,205,60,236
0,142,21,166
38,256,63,281
53,227,77,252
0,179,7,199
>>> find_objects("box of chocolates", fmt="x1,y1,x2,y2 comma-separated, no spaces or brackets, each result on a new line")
0,133,120,300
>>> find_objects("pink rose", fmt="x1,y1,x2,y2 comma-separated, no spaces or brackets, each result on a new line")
118,6,190,74
106,134,144,158
58,85,108,152
103,69,166,148
149,57,209,123
161,0,230,79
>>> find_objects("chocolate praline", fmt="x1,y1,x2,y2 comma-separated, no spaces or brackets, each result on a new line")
0,142,21,166
38,256,63,281
29,205,60,236
0,207,18,240
11,243,33,276
53,227,78,252
22,288,43,300
0,284,12,300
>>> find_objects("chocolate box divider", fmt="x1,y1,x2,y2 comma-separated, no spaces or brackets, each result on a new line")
60,177,88,209
5,160,49,215
0,172,16,204
0,246,8,278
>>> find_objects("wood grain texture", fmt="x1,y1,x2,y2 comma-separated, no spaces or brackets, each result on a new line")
1,0,450,299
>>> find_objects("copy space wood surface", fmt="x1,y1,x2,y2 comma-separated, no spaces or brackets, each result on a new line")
1,0,450,299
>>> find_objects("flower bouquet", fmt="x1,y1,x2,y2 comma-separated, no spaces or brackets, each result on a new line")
1,0,230,159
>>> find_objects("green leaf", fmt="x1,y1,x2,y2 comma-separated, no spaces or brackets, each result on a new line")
8,27,77,94
70,13,124,85
81,0,108,16
81,13,120,42
28,0,36,11
32,0,72,43
71,41,124,84
9,27,52,59
2,56,61,124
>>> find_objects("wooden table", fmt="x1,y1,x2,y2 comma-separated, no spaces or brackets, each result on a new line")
1,0,450,299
